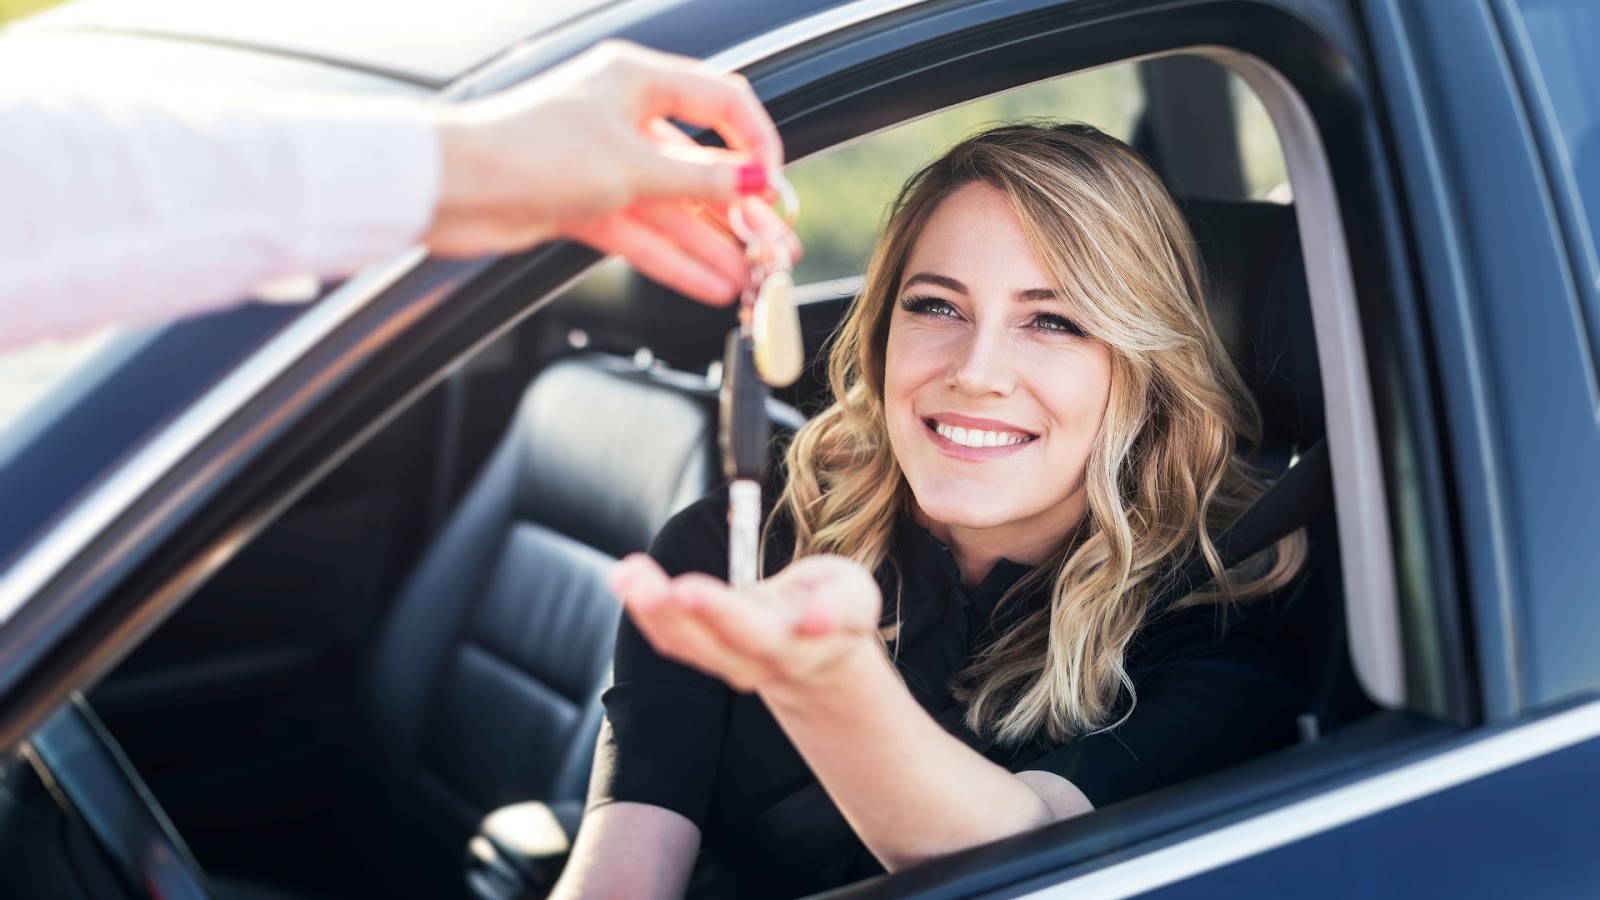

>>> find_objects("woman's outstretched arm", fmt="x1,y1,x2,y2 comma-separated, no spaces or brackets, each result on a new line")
760,640,1093,870
610,553,1093,872
550,801,701,900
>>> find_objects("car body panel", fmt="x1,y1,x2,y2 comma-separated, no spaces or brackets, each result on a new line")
1037,697,1600,899
1485,0,1600,706
1141,734,1600,898
1361,0,1600,717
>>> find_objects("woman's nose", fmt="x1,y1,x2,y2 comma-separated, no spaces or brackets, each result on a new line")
948,325,1015,397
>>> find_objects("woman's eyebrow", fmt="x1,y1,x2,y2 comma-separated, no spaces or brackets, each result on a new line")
901,272,967,294
901,272,1057,303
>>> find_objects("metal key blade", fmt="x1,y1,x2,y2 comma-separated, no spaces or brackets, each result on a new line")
720,328,769,588
727,479,760,590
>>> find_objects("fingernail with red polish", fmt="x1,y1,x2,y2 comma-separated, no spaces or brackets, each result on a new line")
736,163,768,194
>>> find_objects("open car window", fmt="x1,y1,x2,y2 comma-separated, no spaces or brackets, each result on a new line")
512,25,1413,895
786,58,1290,288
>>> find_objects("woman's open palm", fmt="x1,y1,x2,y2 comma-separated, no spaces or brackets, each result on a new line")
610,552,884,695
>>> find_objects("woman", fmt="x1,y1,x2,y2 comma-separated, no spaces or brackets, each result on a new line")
553,123,1307,899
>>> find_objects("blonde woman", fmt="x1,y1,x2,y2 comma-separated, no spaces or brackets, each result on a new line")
553,123,1307,900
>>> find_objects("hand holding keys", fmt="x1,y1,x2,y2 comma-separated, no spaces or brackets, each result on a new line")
720,174,801,588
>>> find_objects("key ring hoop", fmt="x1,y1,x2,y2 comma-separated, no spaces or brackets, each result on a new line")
729,170,799,246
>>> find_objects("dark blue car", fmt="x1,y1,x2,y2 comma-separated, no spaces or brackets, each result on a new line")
0,0,1596,897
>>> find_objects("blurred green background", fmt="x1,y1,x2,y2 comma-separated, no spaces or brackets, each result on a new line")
0,0,58,24
786,59,1286,283
788,65,1141,284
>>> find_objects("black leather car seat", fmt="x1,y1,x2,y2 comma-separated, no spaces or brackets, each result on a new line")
1182,196,1375,736
352,352,803,899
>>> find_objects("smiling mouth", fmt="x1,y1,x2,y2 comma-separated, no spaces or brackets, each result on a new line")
925,418,1038,449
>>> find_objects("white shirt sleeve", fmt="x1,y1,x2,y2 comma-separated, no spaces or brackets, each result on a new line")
0,90,441,351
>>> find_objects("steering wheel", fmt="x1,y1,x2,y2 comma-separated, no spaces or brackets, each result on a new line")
22,694,213,900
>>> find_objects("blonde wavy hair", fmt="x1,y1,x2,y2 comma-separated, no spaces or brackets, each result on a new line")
772,123,1307,747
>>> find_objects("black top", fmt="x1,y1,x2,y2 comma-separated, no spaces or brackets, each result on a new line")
591,491,1302,898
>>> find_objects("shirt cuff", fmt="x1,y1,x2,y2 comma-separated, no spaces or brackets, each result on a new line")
291,101,440,277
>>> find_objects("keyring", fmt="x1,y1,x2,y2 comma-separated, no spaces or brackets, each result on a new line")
728,170,799,246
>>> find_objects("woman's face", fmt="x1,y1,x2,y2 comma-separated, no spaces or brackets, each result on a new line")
884,182,1114,561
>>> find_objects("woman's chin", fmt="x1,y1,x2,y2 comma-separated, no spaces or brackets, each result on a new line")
914,496,1026,535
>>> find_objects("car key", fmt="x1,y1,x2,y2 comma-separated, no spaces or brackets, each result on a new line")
721,175,800,588
720,328,767,589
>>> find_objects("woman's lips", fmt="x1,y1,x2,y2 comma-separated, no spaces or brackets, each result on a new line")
923,416,1037,460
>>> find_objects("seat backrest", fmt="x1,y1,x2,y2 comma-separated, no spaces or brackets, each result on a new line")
356,352,802,897
1181,197,1374,735
1182,197,1324,462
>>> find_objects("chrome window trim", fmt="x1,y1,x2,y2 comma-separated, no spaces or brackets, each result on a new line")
1020,698,1600,898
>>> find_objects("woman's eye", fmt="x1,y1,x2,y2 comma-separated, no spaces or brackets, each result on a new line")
899,295,960,319
1031,313,1086,337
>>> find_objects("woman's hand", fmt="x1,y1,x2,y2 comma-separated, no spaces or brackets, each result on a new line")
427,40,799,304
610,553,883,695
610,551,1093,872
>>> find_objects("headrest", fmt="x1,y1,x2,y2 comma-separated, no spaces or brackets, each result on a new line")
539,269,737,376
512,353,804,558
1181,197,1324,456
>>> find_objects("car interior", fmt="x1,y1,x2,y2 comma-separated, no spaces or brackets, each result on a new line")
4,48,1396,900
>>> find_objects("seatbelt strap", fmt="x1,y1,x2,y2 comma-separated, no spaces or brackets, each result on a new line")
1146,437,1332,619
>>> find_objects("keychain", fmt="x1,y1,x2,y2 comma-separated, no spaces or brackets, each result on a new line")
720,173,801,589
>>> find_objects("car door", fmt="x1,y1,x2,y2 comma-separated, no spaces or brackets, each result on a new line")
777,1,1597,895
404,0,1600,893
3,0,1596,898
886,0,1600,895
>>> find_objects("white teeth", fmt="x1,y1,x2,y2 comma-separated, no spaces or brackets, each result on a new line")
932,421,1032,448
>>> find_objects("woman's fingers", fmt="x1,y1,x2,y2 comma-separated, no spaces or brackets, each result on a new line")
617,556,885,692
608,553,673,609
617,43,784,171
633,603,763,690
425,40,792,267
672,573,799,658
566,211,740,305
624,570,825,689
627,198,748,290
728,192,804,264
645,118,803,264
629,587,788,692
761,555,885,633
624,130,763,206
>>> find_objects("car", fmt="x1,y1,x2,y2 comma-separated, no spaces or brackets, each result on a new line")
1,0,1597,898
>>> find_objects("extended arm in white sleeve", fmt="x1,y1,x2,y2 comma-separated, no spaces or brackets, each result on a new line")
0,90,441,351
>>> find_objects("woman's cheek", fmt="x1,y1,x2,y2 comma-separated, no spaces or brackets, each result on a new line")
891,326,963,382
